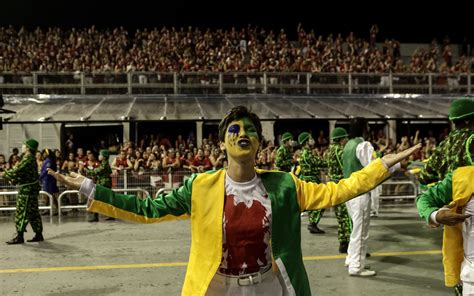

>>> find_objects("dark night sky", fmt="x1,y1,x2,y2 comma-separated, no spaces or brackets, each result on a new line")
1,1,471,43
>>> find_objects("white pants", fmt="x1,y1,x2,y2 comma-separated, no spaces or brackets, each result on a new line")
345,193,371,274
370,185,381,215
206,271,286,296
461,258,474,295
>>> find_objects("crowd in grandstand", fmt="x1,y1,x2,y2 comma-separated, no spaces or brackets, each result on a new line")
0,24,471,78
0,127,445,178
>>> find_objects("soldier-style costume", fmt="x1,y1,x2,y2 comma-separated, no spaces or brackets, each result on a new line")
86,150,112,222
324,128,352,252
418,98,474,296
416,164,474,296
298,132,326,234
419,99,474,186
274,132,293,172
5,139,43,244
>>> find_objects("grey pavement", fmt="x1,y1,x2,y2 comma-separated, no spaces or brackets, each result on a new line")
0,206,447,296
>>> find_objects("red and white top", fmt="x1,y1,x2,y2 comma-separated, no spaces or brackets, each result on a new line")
219,173,272,276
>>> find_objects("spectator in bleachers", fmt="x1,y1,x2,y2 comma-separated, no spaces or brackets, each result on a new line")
0,154,9,171
61,152,78,174
146,153,162,172
65,133,75,154
8,147,19,168
162,149,180,173
316,130,328,148
175,134,186,149
182,151,198,173
111,150,133,173
85,151,100,171
10,154,20,168
209,147,225,170
133,151,147,174
192,148,212,173
75,148,87,168
159,135,172,150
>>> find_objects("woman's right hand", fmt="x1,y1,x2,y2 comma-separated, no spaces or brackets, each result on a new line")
47,169,85,190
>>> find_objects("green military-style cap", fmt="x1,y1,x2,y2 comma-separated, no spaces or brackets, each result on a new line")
331,127,349,140
298,132,311,145
281,132,293,142
448,98,474,120
24,138,39,151
100,149,110,159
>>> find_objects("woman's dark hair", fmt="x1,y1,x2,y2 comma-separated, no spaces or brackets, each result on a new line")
43,148,57,171
218,106,262,142
349,117,369,139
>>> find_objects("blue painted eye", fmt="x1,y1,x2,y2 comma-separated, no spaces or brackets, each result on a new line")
228,124,240,134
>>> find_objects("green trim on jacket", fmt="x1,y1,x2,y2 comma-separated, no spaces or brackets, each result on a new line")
416,172,453,223
88,159,390,295
416,166,474,287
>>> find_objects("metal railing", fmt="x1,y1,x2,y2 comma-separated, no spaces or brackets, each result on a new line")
0,191,54,222
0,71,472,95
154,188,172,199
379,179,419,202
57,188,150,220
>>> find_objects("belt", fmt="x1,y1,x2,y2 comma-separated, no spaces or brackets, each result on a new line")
215,265,273,286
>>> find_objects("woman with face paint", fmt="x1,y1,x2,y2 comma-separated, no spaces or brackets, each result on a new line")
48,106,421,295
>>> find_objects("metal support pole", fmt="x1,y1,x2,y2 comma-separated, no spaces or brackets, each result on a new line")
306,73,310,95
33,72,38,95
348,73,352,94
219,73,223,94
173,72,178,94
80,72,86,95
428,73,433,95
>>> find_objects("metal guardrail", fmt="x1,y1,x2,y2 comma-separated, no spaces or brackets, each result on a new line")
379,180,418,202
57,188,150,220
0,191,54,222
154,188,172,199
0,71,472,95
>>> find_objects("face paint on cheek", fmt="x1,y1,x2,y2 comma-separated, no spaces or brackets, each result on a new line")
227,124,240,146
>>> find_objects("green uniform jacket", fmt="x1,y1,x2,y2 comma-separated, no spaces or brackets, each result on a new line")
275,145,293,172
419,128,473,185
416,166,474,287
299,147,325,183
324,142,344,182
86,160,112,188
4,154,40,194
88,159,390,295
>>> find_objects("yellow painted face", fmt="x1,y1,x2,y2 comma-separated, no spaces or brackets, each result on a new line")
224,118,260,161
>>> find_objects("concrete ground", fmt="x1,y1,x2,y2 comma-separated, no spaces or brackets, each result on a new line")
0,206,448,296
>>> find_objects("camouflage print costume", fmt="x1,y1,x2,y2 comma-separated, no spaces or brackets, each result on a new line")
299,147,326,225
86,160,112,188
324,142,352,243
275,145,293,172
86,155,112,222
419,128,474,185
4,153,42,234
